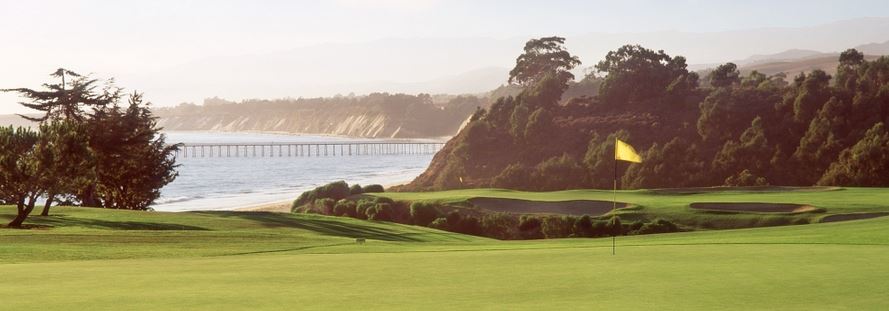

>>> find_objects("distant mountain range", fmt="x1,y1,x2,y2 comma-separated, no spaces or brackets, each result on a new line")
721,40,888,77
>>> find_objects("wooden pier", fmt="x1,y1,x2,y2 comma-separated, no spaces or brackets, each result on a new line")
174,141,445,158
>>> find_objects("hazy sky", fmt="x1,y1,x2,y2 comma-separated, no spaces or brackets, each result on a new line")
2,0,889,114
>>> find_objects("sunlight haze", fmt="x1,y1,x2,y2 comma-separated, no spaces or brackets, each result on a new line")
2,0,889,114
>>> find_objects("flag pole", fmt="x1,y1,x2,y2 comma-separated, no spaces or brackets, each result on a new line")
612,142,617,256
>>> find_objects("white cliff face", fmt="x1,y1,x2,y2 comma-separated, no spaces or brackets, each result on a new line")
153,94,482,139
156,111,463,139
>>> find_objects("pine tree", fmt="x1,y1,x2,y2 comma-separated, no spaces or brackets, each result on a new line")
89,92,179,210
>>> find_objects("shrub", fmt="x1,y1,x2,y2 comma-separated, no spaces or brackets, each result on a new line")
453,214,483,235
481,213,519,240
313,198,336,215
518,215,544,239
317,181,352,200
636,219,680,234
410,202,441,226
608,216,623,235
446,211,462,225
333,199,357,217
292,181,352,209
355,200,375,220
628,221,645,232
591,220,609,237
429,217,449,230
365,205,379,220
349,184,364,195
573,215,594,237
362,184,385,193
368,203,394,221
292,192,315,211
541,216,574,238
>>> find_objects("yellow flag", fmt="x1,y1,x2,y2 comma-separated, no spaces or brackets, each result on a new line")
615,139,642,163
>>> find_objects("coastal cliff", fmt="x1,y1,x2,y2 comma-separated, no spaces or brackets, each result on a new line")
154,93,482,139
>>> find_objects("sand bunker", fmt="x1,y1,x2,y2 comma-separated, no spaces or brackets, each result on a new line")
468,197,626,216
690,202,818,213
820,213,889,223
648,186,841,195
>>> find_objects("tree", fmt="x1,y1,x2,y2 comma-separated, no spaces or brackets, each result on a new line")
3,69,119,212
0,126,46,227
2,68,120,122
839,49,865,68
708,62,740,88
790,70,832,124
697,87,776,143
793,97,850,183
595,45,692,105
583,131,630,189
711,117,772,184
532,154,587,191
89,92,180,210
523,107,555,148
492,163,532,189
622,138,706,189
818,123,889,186
33,120,94,216
508,36,581,88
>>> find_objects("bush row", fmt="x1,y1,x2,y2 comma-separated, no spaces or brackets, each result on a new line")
291,181,385,211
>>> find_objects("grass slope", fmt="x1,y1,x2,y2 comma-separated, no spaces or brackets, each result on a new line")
0,188,887,310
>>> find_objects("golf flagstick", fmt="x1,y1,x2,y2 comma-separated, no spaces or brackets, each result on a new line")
612,155,617,255
612,139,641,255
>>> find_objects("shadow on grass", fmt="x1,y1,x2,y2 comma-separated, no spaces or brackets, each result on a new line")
1,214,209,231
194,211,427,242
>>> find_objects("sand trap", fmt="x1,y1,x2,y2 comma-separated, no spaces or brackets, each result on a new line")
648,186,841,195
690,202,818,213
468,197,626,216
820,213,889,223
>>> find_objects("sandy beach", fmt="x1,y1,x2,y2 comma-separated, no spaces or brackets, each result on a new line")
234,199,293,212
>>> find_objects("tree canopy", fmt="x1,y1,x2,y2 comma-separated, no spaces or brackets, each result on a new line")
0,70,180,227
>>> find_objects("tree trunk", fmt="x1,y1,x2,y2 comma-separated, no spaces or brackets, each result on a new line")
8,198,35,228
40,192,55,216
80,185,101,207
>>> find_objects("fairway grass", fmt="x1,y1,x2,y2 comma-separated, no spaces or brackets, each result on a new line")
1,187,888,310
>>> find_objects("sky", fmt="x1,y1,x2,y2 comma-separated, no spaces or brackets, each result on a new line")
2,0,889,114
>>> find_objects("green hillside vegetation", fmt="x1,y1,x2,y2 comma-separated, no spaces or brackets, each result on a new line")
1,201,888,309
403,38,889,191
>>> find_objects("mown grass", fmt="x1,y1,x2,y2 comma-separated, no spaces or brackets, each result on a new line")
0,187,887,310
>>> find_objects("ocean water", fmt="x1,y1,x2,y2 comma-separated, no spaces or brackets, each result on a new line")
153,132,438,212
